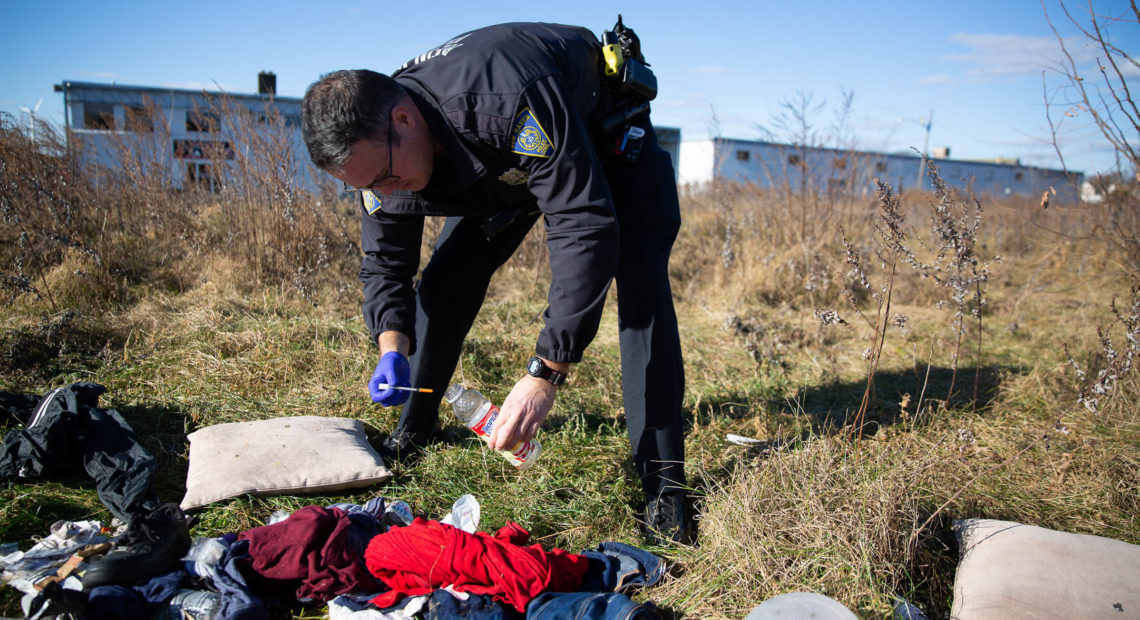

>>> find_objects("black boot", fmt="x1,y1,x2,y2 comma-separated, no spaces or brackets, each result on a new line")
379,426,431,465
642,492,696,546
81,503,191,588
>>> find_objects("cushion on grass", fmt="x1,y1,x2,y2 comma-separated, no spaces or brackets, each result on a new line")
180,416,391,511
951,518,1140,619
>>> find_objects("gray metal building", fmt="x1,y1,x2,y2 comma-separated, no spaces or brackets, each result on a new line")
679,137,1082,203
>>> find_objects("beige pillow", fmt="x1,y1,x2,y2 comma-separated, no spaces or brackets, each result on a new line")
180,416,392,511
952,518,1140,619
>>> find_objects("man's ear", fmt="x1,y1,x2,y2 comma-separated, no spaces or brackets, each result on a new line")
390,100,416,131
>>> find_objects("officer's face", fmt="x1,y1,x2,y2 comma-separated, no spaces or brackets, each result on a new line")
335,102,435,196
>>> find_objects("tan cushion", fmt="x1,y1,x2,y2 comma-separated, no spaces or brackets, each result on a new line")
180,416,391,511
951,518,1140,619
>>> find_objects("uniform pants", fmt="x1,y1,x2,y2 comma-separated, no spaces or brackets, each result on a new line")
392,123,686,498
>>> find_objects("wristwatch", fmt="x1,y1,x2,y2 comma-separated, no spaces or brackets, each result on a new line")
526,356,567,387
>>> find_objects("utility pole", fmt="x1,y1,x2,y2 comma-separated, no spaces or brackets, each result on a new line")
915,109,933,192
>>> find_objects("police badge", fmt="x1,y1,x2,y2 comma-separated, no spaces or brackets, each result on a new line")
363,190,383,215
510,108,553,158
498,168,529,185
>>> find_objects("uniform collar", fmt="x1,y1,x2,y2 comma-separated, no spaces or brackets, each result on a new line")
399,80,486,190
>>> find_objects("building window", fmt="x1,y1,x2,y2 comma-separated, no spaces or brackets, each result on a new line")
186,110,219,133
735,150,750,162
788,154,801,166
1014,172,1024,182
875,161,887,172
186,162,215,191
832,157,847,170
173,139,234,160
124,105,153,132
83,103,115,130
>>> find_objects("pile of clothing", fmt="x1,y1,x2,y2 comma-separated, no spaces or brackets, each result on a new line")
0,384,669,619
3,498,667,619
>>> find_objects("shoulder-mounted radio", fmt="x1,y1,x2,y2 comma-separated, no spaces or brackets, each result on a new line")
596,15,658,160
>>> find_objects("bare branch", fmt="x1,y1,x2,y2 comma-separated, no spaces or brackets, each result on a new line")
1042,70,1074,179
1043,0,1140,174
1087,2,1140,135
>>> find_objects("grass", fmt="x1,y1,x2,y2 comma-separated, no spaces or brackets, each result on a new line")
2,112,1139,618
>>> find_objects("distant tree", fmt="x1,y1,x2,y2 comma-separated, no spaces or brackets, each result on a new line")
1043,0,1140,269
1042,0,1139,178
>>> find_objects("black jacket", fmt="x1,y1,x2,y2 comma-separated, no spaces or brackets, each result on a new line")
0,383,158,522
360,22,620,364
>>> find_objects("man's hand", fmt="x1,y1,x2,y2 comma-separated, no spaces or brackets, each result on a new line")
369,351,411,407
368,332,411,406
489,375,557,451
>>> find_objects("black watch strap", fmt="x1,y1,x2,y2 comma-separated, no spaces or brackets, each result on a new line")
526,356,567,386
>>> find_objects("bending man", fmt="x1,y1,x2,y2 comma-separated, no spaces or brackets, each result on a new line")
300,21,691,544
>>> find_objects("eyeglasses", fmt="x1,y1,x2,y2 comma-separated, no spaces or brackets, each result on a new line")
343,107,399,193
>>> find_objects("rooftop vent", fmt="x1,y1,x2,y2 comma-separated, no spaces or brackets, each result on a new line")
258,71,276,95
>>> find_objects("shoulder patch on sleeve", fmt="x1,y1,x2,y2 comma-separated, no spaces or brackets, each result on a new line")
363,190,383,215
510,108,554,158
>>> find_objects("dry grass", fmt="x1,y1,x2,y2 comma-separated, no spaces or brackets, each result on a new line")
661,434,947,618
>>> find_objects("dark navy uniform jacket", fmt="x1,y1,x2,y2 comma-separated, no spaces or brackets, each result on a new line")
360,22,619,364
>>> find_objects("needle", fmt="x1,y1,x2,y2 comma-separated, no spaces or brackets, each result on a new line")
374,384,434,393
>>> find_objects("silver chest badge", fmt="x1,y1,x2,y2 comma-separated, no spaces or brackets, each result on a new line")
498,168,529,185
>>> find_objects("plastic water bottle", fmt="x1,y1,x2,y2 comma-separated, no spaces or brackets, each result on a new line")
443,383,541,471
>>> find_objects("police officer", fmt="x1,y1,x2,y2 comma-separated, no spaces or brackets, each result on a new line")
301,21,692,544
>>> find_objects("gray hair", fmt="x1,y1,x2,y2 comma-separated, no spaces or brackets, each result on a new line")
300,69,405,171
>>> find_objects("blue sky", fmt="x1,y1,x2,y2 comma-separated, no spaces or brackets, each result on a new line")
2,1,1136,176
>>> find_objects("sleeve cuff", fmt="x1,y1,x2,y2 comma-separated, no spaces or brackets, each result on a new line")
534,344,582,364
373,320,417,356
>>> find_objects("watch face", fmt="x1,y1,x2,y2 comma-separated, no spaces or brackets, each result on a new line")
528,357,544,376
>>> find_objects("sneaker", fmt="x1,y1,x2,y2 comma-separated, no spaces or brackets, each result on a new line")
81,503,191,588
642,492,696,546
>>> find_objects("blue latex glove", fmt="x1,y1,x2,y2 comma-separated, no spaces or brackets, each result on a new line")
369,351,411,406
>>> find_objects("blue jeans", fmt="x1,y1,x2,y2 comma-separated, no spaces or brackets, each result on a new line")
425,590,519,619
526,592,660,619
578,542,666,593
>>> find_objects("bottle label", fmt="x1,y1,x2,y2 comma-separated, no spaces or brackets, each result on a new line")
470,404,499,438
468,404,539,469
509,440,536,463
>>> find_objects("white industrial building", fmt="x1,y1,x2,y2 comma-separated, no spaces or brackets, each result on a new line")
55,73,316,192
679,137,1082,203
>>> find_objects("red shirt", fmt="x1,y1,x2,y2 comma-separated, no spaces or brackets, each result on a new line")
365,518,590,612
